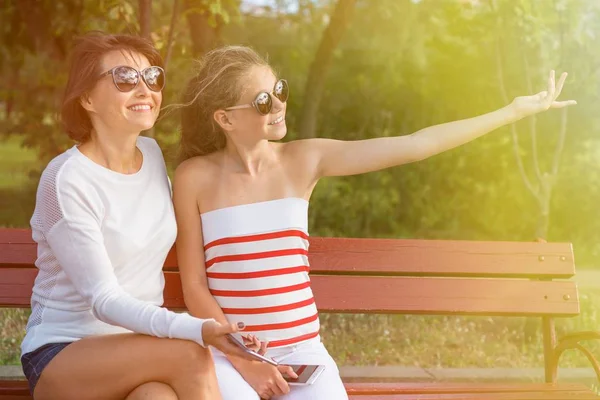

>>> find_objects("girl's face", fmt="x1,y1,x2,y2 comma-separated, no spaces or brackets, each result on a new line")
82,50,162,137
225,65,287,143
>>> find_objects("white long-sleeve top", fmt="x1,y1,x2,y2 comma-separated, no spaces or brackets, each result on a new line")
21,136,209,355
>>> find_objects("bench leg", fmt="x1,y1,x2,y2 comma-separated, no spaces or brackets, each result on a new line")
543,316,557,384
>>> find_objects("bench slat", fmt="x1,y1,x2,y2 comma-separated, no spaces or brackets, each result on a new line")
0,229,575,279
349,393,599,399
307,275,579,316
0,269,35,307
308,237,575,278
1,269,579,316
1,381,598,399
344,382,595,394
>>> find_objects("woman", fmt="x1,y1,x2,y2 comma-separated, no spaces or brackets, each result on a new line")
173,46,575,399
21,34,260,400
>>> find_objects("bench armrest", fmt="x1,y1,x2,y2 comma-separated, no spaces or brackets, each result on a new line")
552,330,600,382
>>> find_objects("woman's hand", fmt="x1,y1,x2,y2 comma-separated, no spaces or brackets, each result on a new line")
510,70,576,119
235,360,298,399
201,321,264,360
241,333,262,353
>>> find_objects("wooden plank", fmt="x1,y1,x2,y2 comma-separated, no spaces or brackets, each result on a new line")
309,276,579,316
2,381,598,400
2,270,579,316
348,393,599,399
344,382,595,394
308,237,575,278
0,229,31,243
0,229,575,279
165,273,578,316
0,380,29,399
0,229,36,267
0,269,35,307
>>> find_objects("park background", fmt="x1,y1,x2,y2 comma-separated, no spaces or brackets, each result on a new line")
1,0,599,384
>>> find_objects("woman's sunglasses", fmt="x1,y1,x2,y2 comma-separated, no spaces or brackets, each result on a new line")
99,65,166,93
225,79,289,115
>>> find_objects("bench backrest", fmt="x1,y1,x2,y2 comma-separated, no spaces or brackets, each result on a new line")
0,228,579,317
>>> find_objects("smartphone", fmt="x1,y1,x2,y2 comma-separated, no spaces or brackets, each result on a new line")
225,333,278,366
283,364,326,386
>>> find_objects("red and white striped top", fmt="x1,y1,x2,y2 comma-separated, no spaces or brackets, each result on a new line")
201,197,320,348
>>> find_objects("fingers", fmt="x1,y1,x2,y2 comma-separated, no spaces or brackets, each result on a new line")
551,100,577,109
544,70,576,109
243,334,262,352
260,373,288,398
260,388,274,399
274,371,291,395
536,91,548,101
546,70,556,106
278,365,298,379
554,71,568,100
258,340,269,356
546,70,554,96
239,333,263,353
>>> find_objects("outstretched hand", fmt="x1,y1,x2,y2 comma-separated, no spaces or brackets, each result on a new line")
511,70,577,119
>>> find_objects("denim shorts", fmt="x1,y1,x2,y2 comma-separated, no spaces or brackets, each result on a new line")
21,342,72,395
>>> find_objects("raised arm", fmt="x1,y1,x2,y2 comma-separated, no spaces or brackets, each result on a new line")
309,70,575,178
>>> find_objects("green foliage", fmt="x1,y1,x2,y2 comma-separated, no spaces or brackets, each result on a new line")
3,0,600,264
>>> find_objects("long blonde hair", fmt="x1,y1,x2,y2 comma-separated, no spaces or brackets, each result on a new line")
177,46,270,164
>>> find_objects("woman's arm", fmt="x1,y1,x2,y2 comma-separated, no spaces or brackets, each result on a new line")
307,71,575,178
43,169,212,345
41,167,252,357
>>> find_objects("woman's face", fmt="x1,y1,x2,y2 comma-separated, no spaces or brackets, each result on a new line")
82,50,162,137
227,65,287,142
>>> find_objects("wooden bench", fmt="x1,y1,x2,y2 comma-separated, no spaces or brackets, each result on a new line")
1,227,599,399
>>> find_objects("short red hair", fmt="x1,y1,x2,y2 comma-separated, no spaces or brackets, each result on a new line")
61,32,163,142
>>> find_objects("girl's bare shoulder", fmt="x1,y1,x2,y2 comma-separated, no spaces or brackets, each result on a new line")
174,152,223,190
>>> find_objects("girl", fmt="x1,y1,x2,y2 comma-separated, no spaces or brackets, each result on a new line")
173,46,575,399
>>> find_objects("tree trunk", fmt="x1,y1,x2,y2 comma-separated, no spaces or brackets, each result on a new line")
163,0,182,71
16,0,66,60
185,0,222,58
139,0,152,40
298,0,357,139
138,0,154,137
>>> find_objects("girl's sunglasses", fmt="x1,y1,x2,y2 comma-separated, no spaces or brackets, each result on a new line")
225,79,289,115
99,65,165,92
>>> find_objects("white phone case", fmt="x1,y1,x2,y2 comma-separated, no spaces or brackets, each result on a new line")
286,365,326,386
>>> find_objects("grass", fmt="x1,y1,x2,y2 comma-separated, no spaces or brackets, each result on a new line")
319,288,600,368
0,137,37,190
2,288,600,368
321,288,600,368
0,309,28,365
0,137,38,228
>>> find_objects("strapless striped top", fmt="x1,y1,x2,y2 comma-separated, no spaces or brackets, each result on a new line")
201,197,320,348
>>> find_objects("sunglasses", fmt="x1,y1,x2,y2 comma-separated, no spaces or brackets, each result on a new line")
225,79,289,115
99,65,166,93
